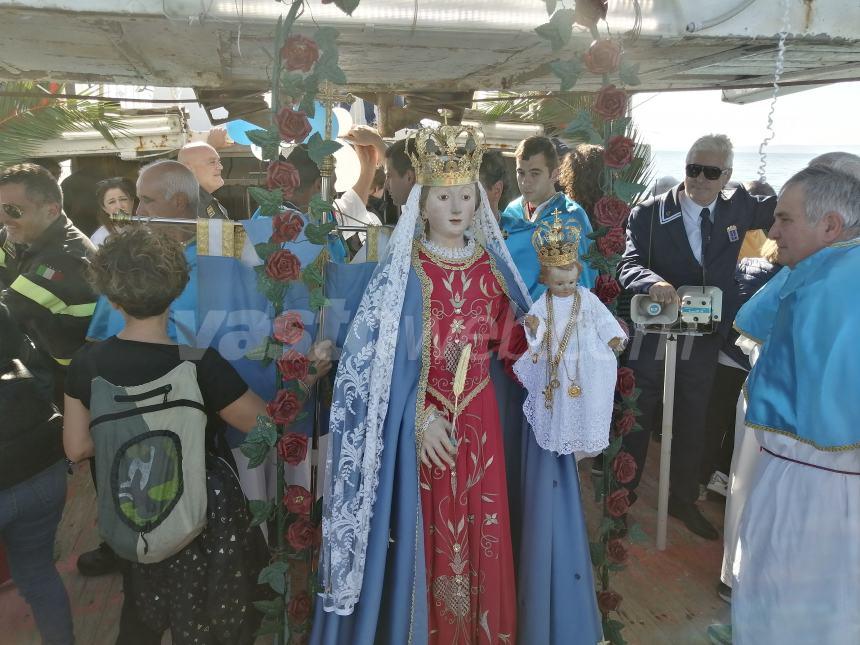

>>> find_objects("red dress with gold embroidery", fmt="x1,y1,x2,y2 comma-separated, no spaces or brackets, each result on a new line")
415,244,523,644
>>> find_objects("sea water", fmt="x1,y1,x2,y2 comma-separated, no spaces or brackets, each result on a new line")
648,146,860,195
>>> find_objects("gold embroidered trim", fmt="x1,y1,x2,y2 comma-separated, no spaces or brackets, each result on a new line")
418,239,483,270
732,322,763,346
197,219,209,255
426,377,489,416
413,241,435,455
485,248,522,317
366,226,380,262
830,237,860,249
746,421,860,452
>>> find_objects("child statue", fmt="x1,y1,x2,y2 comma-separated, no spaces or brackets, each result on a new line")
514,211,627,460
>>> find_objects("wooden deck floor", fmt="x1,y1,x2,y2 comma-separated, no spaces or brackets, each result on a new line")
1,437,729,644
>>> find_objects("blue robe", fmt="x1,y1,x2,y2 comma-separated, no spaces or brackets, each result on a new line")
733,265,790,344
743,239,860,449
311,248,602,645
501,193,596,300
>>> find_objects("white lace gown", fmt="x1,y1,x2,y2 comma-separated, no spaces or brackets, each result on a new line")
513,287,626,460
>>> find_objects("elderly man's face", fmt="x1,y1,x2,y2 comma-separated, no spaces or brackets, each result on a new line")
768,183,832,268
182,146,224,194
684,149,731,206
136,170,188,220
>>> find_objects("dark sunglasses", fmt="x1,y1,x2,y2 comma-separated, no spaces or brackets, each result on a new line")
2,203,23,219
686,164,727,181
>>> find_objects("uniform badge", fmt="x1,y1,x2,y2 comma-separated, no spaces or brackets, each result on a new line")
726,225,739,243
658,198,682,225
2,238,16,259
36,264,64,281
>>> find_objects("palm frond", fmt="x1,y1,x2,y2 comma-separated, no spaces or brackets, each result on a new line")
473,92,595,137
0,82,127,167
618,126,655,203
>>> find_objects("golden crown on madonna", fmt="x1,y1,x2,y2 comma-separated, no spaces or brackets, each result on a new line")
532,210,582,267
407,123,485,187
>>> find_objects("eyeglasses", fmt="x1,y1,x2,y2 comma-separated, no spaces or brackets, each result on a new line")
686,164,728,181
2,203,23,219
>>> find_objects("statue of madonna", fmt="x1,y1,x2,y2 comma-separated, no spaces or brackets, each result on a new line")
312,124,601,645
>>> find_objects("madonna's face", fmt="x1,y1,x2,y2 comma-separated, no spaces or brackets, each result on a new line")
422,183,477,246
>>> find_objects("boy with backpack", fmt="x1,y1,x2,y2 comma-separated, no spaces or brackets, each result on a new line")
63,227,270,644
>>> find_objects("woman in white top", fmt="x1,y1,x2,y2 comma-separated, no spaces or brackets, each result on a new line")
90,177,135,247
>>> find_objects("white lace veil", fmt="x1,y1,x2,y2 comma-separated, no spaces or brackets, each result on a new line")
319,180,531,615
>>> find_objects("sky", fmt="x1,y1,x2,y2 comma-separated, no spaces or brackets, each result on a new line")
631,80,860,151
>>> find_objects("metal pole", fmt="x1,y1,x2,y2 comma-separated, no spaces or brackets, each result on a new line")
656,333,677,551
318,81,337,202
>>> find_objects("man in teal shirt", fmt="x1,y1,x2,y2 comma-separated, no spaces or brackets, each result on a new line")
501,136,595,299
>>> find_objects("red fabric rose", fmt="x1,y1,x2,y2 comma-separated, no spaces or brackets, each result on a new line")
607,488,631,518
267,161,301,200
594,274,621,305
283,484,312,515
606,538,629,565
613,408,637,437
288,591,313,624
272,209,305,244
593,84,628,121
593,196,630,229
280,34,320,72
273,312,305,345
286,516,320,550
616,367,636,398
269,391,304,427
573,0,608,28
603,135,635,169
597,589,623,614
276,107,313,143
584,39,622,75
612,451,637,485
266,249,302,282
277,430,309,464
596,227,626,257
277,349,310,382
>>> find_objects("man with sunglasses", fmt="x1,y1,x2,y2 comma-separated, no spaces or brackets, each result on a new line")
0,163,96,403
616,134,775,540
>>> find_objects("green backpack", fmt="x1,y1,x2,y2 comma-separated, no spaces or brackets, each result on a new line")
89,362,208,564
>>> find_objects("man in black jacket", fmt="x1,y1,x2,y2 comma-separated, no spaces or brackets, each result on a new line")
0,163,96,402
617,135,775,539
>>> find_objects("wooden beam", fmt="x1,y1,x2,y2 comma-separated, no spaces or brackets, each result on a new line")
718,60,860,88
636,43,774,82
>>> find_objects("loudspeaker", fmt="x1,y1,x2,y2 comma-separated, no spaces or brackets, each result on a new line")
630,295,679,325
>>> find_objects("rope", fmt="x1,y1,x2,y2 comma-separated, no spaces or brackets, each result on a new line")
757,0,791,182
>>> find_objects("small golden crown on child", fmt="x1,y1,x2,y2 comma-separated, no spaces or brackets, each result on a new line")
407,120,485,187
532,209,582,267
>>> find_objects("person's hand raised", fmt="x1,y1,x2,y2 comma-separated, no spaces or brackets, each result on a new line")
342,126,387,158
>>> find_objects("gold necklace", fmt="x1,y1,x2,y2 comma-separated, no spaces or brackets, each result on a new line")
543,290,582,408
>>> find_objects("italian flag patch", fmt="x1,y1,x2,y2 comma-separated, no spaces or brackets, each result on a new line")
36,264,63,281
